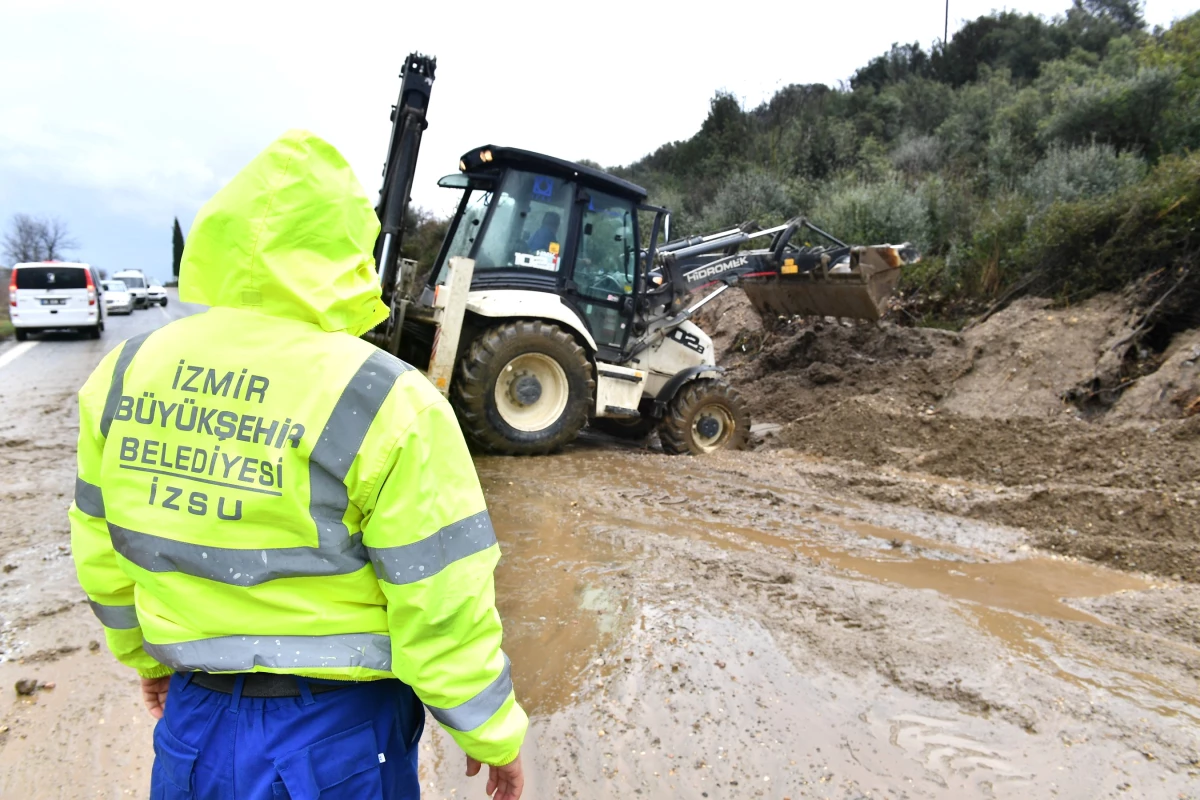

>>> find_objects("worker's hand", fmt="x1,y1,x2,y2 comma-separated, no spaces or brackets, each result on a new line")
140,675,172,719
466,753,524,800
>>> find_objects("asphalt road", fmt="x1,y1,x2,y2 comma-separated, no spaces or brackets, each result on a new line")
0,288,204,378
0,288,212,797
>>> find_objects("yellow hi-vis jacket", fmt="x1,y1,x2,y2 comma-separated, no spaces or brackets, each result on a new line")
68,130,527,766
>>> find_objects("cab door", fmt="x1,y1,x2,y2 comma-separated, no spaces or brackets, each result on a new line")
566,189,638,356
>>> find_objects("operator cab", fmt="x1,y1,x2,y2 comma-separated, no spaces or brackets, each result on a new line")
423,146,668,363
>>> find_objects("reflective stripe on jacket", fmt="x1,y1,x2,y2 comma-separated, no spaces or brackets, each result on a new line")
68,130,527,766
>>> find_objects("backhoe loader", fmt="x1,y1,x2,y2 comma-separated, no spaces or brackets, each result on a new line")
365,54,915,455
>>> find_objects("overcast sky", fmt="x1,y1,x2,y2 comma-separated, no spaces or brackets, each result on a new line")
1,0,1195,281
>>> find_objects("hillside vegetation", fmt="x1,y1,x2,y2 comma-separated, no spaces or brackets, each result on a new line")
610,0,1199,331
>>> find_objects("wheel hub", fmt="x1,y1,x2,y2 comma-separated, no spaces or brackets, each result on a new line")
510,374,543,406
690,403,735,452
493,352,571,433
696,415,720,439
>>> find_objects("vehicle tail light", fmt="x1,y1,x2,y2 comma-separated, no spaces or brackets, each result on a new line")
85,268,96,306
7,269,16,306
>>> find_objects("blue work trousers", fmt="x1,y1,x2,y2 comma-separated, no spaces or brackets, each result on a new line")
149,673,425,799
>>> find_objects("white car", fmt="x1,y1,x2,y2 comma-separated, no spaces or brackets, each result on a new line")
147,282,168,307
112,269,149,309
102,279,135,315
8,261,104,340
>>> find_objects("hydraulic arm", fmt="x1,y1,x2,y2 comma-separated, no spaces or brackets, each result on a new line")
374,53,436,311
654,217,913,321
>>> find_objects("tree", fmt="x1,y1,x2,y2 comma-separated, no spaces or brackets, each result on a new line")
173,217,185,278
2,214,79,264
1074,0,1145,34
1063,0,1146,54
930,12,1069,87
400,207,450,271
851,43,931,91
2,214,41,264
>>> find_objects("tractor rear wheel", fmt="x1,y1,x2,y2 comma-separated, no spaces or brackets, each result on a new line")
659,379,750,455
453,321,594,455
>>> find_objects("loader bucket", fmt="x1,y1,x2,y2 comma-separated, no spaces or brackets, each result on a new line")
741,244,908,322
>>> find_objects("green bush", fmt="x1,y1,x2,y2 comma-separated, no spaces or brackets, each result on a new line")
946,194,1032,295
921,176,978,255
1039,66,1178,153
1019,142,1146,208
1020,151,1200,296
891,135,943,176
702,171,795,230
812,178,932,250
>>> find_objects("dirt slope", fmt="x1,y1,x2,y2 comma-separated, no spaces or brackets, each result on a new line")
696,290,1200,581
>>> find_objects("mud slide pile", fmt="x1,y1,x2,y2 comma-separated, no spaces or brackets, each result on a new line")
696,290,1200,581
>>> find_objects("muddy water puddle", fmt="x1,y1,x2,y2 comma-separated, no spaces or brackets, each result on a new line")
477,448,1189,726
481,472,634,716
961,604,1200,723
424,599,1194,798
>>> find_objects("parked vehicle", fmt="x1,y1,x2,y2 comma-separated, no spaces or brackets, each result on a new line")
8,261,105,340
101,279,135,315
112,269,149,309
147,281,168,307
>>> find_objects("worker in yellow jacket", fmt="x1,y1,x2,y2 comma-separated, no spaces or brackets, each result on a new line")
69,130,527,799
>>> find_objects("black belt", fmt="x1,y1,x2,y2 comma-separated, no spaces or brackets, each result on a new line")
190,672,358,698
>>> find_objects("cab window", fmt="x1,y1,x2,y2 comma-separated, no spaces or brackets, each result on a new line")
472,171,575,272
441,189,486,267
575,191,636,299
571,190,637,350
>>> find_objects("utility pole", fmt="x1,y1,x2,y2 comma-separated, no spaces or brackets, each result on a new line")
944,0,949,46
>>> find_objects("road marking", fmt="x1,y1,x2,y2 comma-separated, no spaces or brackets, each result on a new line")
159,305,170,321
0,340,40,371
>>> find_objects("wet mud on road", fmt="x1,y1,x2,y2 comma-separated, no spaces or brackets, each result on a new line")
1,296,1197,798
418,441,1199,798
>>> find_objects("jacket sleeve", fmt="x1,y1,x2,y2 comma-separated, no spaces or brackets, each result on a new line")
68,345,173,679
361,397,528,766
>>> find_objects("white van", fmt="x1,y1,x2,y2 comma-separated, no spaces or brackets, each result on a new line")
112,269,149,309
8,261,105,340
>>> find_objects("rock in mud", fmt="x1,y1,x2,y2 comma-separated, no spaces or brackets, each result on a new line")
14,678,38,696
807,362,845,385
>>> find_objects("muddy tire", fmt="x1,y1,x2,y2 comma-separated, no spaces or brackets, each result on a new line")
590,414,657,441
453,321,594,455
658,379,750,455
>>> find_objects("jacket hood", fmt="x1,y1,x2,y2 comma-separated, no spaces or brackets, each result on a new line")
180,130,388,337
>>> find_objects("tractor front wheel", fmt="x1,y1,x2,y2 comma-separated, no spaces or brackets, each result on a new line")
659,379,750,455
453,321,594,455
